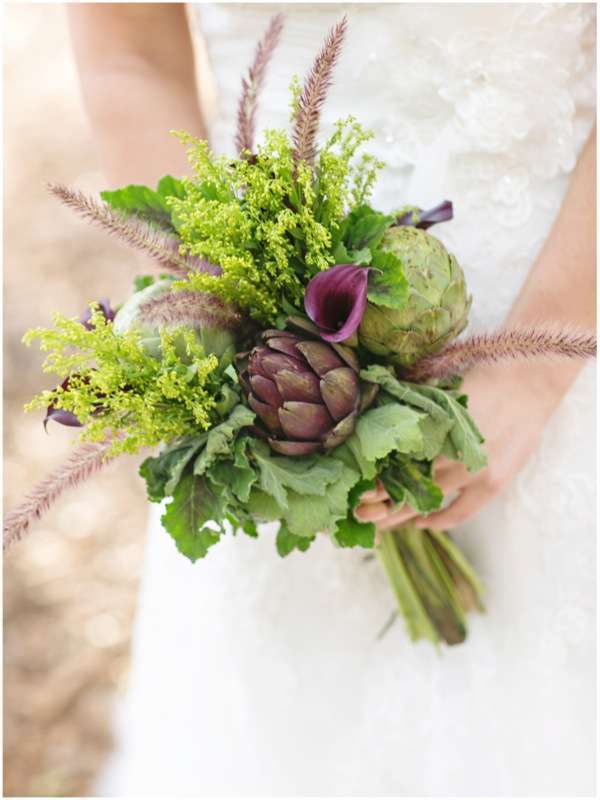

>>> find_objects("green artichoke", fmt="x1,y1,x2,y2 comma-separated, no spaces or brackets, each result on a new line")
358,226,471,367
113,280,236,360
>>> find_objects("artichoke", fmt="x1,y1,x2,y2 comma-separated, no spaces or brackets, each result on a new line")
240,330,364,456
113,280,236,359
358,226,471,367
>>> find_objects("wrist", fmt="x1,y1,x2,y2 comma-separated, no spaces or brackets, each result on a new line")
501,356,583,421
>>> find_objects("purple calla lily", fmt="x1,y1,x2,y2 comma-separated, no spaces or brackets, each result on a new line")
44,377,83,431
304,263,370,343
45,300,115,430
80,298,116,330
396,200,454,230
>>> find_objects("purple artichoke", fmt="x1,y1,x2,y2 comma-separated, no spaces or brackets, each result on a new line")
241,330,363,455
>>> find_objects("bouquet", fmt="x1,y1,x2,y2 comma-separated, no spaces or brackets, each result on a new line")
4,16,595,647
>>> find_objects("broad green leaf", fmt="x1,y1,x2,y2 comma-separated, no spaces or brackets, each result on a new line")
348,247,372,265
360,366,486,470
208,459,256,503
193,405,255,476
161,473,222,561
345,205,395,250
139,434,207,502
133,275,155,293
283,462,358,536
356,404,424,461
381,456,443,513
367,249,409,310
333,434,378,480
332,477,376,549
407,385,486,472
249,440,345,509
247,488,284,521
156,174,186,200
276,523,315,557
101,185,171,227
101,175,185,229
333,515,376,548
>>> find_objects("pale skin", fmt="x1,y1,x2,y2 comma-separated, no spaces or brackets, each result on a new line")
68,4,596,532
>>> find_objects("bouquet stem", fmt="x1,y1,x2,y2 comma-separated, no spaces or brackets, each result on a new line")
376,522,484,646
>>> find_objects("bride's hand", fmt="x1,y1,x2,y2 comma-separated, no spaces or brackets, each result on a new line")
355,359,572,531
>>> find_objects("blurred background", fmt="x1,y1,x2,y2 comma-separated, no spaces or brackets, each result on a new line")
3,4,214,795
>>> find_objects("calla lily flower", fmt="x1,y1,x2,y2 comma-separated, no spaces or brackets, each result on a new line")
304,263,370,343
396,200,453,230
80,298,116,330
44,300,115,430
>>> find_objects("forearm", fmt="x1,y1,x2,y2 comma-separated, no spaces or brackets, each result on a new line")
68,3,207,187
505,128,596,405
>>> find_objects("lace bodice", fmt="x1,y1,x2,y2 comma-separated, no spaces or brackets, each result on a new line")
193,2,595,330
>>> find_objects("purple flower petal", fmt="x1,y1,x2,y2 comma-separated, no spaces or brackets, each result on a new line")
396,200,453,230
80,298,116,330
304,263,370,343
43,406,82,431
43,377,83,430
267,439,322,456
278,402,333,440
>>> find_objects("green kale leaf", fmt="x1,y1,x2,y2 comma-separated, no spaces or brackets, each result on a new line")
139,434,208,502
332,477,376,549
193,404,255,476
360,366,487,471
101,174,186,230
343,205,395,251
355,403,424,461
161,472,223,561
366,249,410,310
276,522,315,557
380,456,443,513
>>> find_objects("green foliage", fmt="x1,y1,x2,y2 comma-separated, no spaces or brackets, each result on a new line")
367,249,410,310
23,306,222,456
101,174,186,230
137,363,486,561
332,477,376,549
355,404,424,461
360,365,487,471
139,435,207,501
276,522,315,557
133,275,156,293
168,119,382,325
161,473,223,561
380,456,443,513
192,405,255,476
330,205,409,310
248,440,359,537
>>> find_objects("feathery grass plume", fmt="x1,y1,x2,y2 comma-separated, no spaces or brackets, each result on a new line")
292,15,348,166
49,184,221,278
139,290,241,329
3,439,116,552
235,13,285,155
407,327,597,382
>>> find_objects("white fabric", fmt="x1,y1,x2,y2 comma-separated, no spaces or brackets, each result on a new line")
99,4,596,795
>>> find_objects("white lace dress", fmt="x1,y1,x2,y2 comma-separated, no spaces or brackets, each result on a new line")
99,4,596,795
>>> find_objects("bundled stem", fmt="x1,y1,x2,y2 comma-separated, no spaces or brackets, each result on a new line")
49,184,220,278
408,327,597,382
292,16,348,166
3,440,117,552
139,290,241,329
235,13,285,155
